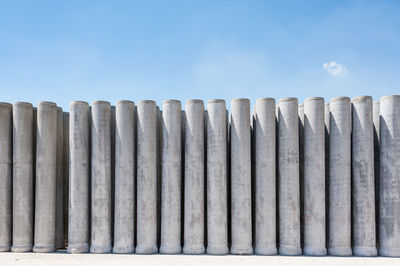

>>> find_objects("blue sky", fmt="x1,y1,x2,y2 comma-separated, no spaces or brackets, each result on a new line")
1,0,399,110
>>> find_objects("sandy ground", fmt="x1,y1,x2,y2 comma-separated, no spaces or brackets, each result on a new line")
0,252,399,266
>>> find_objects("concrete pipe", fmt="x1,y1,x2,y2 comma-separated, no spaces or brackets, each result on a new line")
183,99,205,254
328,97,352,256
254,98,277,255
230,98,253,255
90,101,112,254
33,101,58,253
303,97,327,255
136,100,158,254
12,102,34,252
0,103,12,252
206,99,228,255
67,102,90,254
277,97,301,255
160,100,182,254
113,101,135,254
379,95,400,257
55,107,64,249
351,96,377,256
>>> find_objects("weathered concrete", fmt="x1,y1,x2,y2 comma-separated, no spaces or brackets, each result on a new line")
254,98,277,255
328,97,352,256
303,97,326,255
0,103,12,252
183,99,205,255
160,100,182,254
206,99,228,255
113,100,136,254
230,98,253,255
62,112,69,247
379,95,400,257
90,101,112,254
277,97,301,255
351,96,377,256
12,102,34,252
324,102,330,249
298,103,304,254
67,102,90,254
56,108,64,249
373,100,380,250
136,100,158,254
33,101,58,253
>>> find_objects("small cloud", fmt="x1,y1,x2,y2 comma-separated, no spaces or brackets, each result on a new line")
322,61,347,76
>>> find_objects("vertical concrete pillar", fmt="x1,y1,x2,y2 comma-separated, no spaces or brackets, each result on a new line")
303,97,326,255
67,102,90,253
298,103,304,252
206,99,228,255
113,101,135,254
254,98,277,255
12,102,34,252
33,101,58,253
0,103,12,252
230,98,253,255
373,100,380,248
160,100,182,254
90,101,112,253
379,95,400,257
56,107,64,249
351,96,377,256
183,99,205,254
324,102,330,249
136,100,158,254
62,112,69,246
328,97,352,256
277,97,301,255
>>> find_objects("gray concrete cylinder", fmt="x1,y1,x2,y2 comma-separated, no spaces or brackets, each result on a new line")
183,99,205,254
277,97,301,255
351,96,377,256
328,97,352,256
379,95,400,257
373,100,380,250
0,103,12,252
206,99,228,255
136,100,158,254
90,101,112,254
63,112,69,246
254,98,277,255
56,107,64,249
160,100,182,254
113,100,135,254
67,101,90,254
33,101,58,253
303,97,326,255
12,102,34,252
230,98,253,255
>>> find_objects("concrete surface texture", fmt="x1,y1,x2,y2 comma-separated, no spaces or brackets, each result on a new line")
230,98,253,255
277,97,301,256
183,99,205,255
254,98,277,255
0,95,400,259
328,97,352,256
303,97,326,256
206,99,228,255
90,101,112,254
113,100,135,254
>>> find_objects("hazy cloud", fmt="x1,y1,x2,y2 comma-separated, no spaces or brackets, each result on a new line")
322,61,347,76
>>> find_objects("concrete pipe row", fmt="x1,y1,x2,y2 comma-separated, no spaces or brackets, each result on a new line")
0,96,399,257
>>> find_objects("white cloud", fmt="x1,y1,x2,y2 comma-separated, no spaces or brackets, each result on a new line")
322,61,347,76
